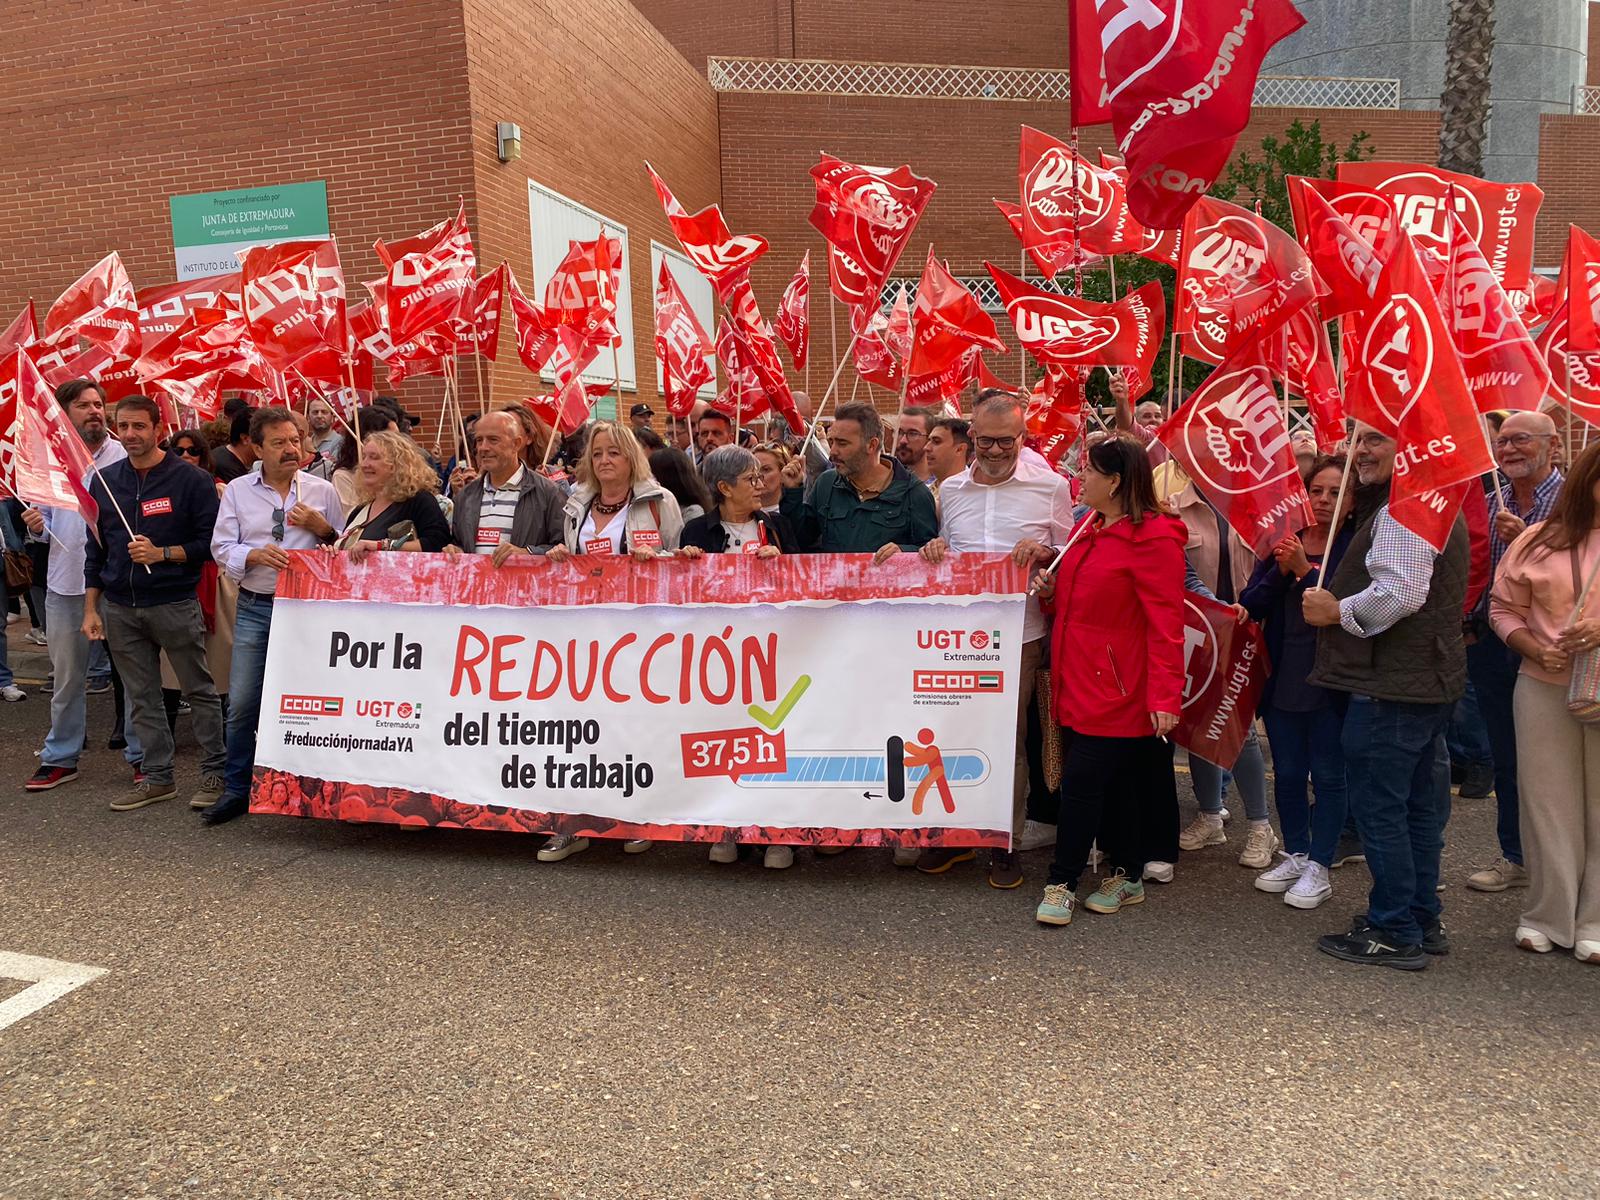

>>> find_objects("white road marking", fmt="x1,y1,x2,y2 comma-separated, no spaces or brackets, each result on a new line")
0,952,108,1031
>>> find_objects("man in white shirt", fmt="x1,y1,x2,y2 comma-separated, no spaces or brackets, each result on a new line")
917,392,1074,887
22,379,144,791
204,408,343,825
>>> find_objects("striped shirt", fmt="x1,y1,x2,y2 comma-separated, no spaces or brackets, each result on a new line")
474,465,524,554
1339,504,1438,639
1475,469,1563,618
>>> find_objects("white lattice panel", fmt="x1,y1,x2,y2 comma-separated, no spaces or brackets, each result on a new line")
1251,75,1400,109
1577,86,1600,116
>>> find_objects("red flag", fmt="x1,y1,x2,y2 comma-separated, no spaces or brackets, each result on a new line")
986,264,1165,375
507,268,560,376
1177,197,1316,364
1287,176,1396,260
1018,127,1141,259
884,285,913,361
1558,226,1600,354
851,303,903,392
1351,236,1495,504
544,323,606,392
1511,273,1557,330
827,244,875,310
774,252,811,372
524,378,594,438
975,355,1014,394
544,236,622,328
1536,305,1600,430
647,163,769,299
1153,341,1314,556
239,239,347,373
1081,0,1306,228
4,350,99,527
723,276,804,434
1174,594,1270,769
454,264,506,359
1290,181,1385,320
1025,367,1087,466
908,251,1006,377
1067,0,1112,126
809,155,936,306
994,199,1097,278
135,307,270,395
1338,162,1543,291
1441,204,1550,413
1274,308,1345,451
44,252,142,360
1389,481,1472,555
1136,223,1183,268
135,274,243,343
654,261,714,417
907,348,982,413
0,303,38,355
385,201,474,344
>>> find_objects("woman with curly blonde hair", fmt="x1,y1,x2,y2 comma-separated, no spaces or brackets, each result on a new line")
337,429,453,560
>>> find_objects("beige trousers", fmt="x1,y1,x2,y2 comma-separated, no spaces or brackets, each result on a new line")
1513,675,1600,948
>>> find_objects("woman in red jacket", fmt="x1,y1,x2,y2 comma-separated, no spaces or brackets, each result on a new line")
1033,436,1187,926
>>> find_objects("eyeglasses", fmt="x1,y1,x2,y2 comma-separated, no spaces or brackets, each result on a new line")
974,435,1019,451
271,506,286,542
1494,432,1549,449
738,470,764,486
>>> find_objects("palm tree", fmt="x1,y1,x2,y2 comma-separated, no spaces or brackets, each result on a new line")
1437,0,1497,176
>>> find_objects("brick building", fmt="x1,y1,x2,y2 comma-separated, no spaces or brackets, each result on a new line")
1,0,1596,431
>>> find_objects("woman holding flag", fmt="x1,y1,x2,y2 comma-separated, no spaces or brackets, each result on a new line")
1033,437,1187,927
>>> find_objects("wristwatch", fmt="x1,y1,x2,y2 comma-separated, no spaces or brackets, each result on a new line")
162,545,172,562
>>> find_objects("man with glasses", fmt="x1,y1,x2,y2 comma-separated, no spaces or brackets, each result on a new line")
82,395,228,812
893,407,935,486
205,407,343,826
916,392,1072,887
1464,411,1564,893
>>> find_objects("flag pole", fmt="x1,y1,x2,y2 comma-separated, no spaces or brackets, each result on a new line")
1029,509,1097,594
1018,244,1029,395
798,326,866,462
1164,331,1179,417
889,245,932,455
0,478,73,554
472,350,488,418
1311,449,1357,590
85,463,151,573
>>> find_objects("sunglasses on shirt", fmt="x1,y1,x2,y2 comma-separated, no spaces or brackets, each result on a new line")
271,507,286,542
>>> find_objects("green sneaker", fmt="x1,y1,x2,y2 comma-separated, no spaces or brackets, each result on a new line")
1035,883,1076,926
1083,871,1145,914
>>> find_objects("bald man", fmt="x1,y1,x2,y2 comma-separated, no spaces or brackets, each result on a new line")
446,410,565,563
1464,409,1563,893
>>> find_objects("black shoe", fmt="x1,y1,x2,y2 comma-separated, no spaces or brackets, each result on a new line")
85,677,111,696
200,794,249,826
1449,760,1466,787
1329,836,1366,868
1421,922,1451,956
1317,924,1428,971
107,733,127,751
1458,764,1494,799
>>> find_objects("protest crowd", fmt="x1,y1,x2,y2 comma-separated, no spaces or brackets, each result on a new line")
4,3,1600,975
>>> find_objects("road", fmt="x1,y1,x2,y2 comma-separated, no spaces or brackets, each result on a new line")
0,628,1595,1199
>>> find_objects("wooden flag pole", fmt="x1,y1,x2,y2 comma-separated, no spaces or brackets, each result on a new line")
0,478,74,554
472,350,488,418
1018,245,1029,395
1164,331,1180,417
797,326,866,462
1311,450,1358,590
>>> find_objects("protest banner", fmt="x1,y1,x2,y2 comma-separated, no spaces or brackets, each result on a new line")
251,553,1028,848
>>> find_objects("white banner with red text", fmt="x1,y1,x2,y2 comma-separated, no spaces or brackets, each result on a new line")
251,553,1027,848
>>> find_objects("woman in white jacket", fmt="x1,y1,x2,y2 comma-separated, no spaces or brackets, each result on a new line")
540,419,683,865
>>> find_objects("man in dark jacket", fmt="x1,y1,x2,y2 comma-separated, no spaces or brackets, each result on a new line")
445,410,564,562
779,402,938,560
1303,426,1470,971
83,395,228,813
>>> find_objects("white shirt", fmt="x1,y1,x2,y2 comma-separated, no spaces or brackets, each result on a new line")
212,469,344,594
938,455,1074,642
578,507,625,555
474,465,524,555
37,436,127,597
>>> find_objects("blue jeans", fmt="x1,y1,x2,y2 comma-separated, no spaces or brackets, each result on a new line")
1343,696,1452,945
1466,631,1523,864
1191,728,1269,821
41,591,142,769
1263,704,1348,866
87,638,111,686
222,590,274,802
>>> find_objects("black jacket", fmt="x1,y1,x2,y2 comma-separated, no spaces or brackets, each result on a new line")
347,492,452,552
780,456,938,554
86,452,219,607
680,508,799,555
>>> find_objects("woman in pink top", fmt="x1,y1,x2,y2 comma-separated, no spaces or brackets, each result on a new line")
1490,441,1600,965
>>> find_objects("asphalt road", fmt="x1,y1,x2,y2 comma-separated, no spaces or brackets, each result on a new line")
1,628,1596,1199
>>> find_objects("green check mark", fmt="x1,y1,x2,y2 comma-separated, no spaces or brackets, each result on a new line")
748,674,812,730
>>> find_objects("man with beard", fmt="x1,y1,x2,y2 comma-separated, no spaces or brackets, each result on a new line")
894,407,934,485
1302,426,1470,970
1463,410,1564,894
22,379,145,792
82,395,228,813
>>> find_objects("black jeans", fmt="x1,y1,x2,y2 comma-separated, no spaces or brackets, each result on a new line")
1047,730,1163,889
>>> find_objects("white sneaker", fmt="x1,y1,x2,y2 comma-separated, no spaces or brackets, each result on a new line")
1142,861,1174,884
1576,940,1600,964
708,840,738,864
1219,806,1231,823
1019,819,1057,851
0,684,24,702
1179,813,1226,851
1284,861,1332,909
764,845,794,869
1254,852,1308,894
5,612,18,624
537,834,589,862
24,629,46,646
623,839,652,854
1238,821,1279,869
1087,842,1104,871
892,845,920,867
1515,926,1553,953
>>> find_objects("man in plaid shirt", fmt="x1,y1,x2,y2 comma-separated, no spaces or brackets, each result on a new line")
1301,426,1472,971
1464,412,1564,894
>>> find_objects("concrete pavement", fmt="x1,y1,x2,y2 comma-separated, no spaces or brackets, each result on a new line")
0,624,1596,1199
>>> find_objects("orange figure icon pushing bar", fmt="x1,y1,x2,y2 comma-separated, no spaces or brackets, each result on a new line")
904,728,955,817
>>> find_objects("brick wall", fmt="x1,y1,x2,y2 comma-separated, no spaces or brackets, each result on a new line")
1537,114,1600,266
630,0,794,71
462,0,723,422
0,0,474,427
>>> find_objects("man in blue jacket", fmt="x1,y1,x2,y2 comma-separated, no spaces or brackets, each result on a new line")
83,395,228,812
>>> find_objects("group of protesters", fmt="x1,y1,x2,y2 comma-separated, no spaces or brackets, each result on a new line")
4,372,1598,973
